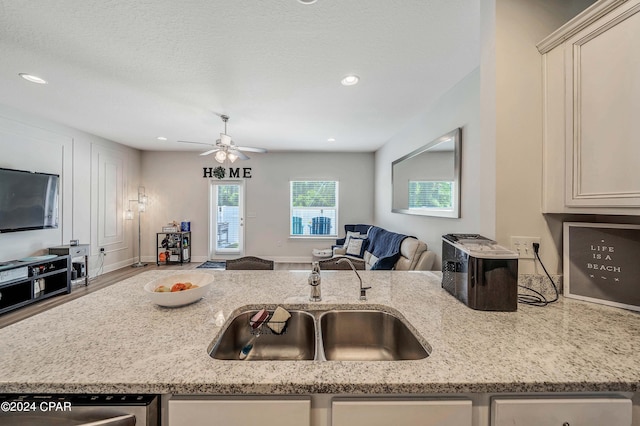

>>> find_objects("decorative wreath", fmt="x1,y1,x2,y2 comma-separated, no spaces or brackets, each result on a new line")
213,166,226,179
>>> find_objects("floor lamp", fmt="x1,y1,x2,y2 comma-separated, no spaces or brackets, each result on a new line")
126,186,148,268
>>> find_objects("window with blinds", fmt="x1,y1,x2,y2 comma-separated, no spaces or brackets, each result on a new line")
290,180,338,237
408,181,454,210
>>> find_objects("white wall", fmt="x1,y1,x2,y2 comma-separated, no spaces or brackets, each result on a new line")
494,0,598,274
141,151,374,263
0,104,142,275
374,68,484,265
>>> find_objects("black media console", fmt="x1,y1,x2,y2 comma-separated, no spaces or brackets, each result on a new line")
0,255,71,315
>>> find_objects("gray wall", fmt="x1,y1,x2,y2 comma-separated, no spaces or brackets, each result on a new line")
141,151,374,262
374,69,485,266
494,0,601,274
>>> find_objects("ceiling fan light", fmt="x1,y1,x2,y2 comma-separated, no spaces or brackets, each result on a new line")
215,150,227,163
228,153,238,163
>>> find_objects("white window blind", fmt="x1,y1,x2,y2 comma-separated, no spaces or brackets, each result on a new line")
408,181,454,210
290,181,338,237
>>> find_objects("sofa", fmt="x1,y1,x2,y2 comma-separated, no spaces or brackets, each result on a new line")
331,224,435,271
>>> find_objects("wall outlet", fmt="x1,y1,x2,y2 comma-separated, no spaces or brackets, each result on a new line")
510,236,540,259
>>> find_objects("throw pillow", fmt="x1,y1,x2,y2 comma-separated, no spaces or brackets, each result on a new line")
345,237,368,258
343,231,363,248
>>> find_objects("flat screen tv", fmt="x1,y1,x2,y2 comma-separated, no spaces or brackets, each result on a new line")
0,167,59,233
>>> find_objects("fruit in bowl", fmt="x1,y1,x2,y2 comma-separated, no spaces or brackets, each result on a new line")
144,272,212,307
154,282,199,292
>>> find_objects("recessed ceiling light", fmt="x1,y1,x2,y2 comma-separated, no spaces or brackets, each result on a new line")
341,75,360,86
297,0,317,4
19,73,47,84
157,136,167,141
327,138,336,142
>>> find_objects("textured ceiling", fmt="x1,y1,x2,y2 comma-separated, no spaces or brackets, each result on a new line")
0,0,480,152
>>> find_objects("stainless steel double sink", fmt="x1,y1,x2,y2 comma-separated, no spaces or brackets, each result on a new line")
208,307,430,361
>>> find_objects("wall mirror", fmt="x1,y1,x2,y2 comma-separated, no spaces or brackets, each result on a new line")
392,128,461,218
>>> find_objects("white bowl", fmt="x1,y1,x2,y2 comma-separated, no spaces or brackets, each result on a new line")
144,272,213,307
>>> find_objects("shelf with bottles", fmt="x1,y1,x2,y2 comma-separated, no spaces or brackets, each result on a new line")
156,231,191,265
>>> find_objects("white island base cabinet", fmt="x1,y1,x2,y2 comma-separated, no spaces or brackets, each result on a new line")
491,397,632,426
168,397,311,426
332,398,472,426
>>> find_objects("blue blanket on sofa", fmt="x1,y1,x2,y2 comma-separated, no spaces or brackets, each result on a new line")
366,226,411,270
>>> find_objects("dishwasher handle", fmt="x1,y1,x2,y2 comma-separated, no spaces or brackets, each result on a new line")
83,413,136,426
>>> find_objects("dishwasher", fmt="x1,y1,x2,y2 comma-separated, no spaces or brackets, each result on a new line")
0,394,159,425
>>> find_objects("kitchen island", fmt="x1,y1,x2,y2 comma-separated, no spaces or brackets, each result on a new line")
0,270,638,424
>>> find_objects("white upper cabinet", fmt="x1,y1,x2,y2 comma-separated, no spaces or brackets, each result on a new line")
538,0,640,214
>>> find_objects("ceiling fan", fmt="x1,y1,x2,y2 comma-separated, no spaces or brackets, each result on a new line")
178,115,267,163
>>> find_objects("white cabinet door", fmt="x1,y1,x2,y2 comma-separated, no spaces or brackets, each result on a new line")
491,397,632,426
332,399,472,426
168,397,310,426
539,0,640,213
563,0,640,208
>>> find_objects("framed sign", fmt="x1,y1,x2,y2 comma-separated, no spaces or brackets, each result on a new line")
563,222,640,312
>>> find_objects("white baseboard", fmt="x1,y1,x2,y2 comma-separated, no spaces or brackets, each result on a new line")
91,257,137,277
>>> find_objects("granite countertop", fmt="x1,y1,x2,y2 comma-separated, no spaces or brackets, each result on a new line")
0,270,638,395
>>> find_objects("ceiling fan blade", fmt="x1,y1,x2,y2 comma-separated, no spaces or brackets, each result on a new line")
236,146,267,153
178,140,215,147
199,148,220,156
228,149,249,160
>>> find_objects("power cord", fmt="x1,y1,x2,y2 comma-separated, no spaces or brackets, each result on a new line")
517,242,559,307
89,251,105,281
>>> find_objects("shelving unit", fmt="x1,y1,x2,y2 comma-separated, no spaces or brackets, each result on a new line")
49,244,89,286
157,231,191,266
0,255,70,315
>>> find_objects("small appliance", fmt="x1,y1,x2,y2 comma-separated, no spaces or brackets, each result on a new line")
442,234,519,311
72,261,85,279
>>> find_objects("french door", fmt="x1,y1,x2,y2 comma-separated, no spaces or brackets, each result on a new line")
210,180,244,257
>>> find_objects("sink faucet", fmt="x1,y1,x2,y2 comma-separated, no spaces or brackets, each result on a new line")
308,261,322,302
336,258,371,301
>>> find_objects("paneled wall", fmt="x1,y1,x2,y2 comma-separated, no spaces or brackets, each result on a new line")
0,105,141,275
0,115,72,256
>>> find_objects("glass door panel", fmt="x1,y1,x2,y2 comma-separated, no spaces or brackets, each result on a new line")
210,181,244,256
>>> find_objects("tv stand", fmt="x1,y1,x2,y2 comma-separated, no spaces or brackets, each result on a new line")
0,255,70,315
